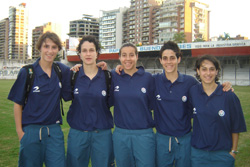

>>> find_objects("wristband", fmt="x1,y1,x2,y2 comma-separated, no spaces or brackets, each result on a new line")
231,150,238,155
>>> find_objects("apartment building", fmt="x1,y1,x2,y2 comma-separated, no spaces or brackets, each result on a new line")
123,0,163,45
158,0,209,43
68,14,99,39
8,3,29,60
32,22,62,59
189,0,209,42
99,7,128,49
0,18,9,59
32,26,44,59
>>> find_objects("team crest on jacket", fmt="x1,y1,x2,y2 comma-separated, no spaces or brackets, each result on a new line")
141,87,146,93
218,110,225,117
182,96,187,102
102,90,107,96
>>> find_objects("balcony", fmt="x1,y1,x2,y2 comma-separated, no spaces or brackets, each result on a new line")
142,28,149,32
142,23,149,28
143,14,149,18
142,32,149,37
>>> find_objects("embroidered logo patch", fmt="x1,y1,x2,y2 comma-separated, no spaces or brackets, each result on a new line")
102,90,106,96
141,87,146,93
182,96,187,102
218,110,225,117
28,68,33,74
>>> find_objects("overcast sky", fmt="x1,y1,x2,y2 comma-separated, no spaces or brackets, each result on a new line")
1,0,250,41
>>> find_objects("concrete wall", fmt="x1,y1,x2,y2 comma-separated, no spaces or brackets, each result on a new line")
0,60,34,79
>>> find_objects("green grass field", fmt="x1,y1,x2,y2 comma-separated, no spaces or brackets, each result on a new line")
0,79,249,167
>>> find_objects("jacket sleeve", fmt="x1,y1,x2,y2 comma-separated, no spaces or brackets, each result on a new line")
8,68,27,105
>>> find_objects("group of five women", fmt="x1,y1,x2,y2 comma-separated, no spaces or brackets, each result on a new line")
8,31,246,167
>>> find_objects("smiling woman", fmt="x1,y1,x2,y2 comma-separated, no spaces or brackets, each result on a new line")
111,43,156,167
197,60,218,87
37,36,62,76
188,55,247,167
119,43,139,76
7,31,71,167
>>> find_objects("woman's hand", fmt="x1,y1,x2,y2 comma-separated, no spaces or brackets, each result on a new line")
97,61,108,70
115,65,123,75
70,64,82,72
17,130,25,142
229,151,236,159
222,81,234,92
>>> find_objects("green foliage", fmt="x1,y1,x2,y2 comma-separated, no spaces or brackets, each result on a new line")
173,32,187,43
218,32,231,41
193,38,205,42
0,80,249,167
100,42,105,49
54,54,62,61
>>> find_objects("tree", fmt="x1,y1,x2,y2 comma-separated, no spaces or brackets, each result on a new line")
54,54,62,61
136,42,142,46
173,32,187,43
218,32,231,41
224,32,230,40
193,38,205,42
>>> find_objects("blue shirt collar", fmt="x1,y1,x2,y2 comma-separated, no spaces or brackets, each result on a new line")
198,83,223,96
33,58,49,77
79,66,102,78
161,71,184,83
120,66,145,76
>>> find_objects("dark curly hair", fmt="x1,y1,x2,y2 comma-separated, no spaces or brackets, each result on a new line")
159,41,182,59
194,55,221,82
77,35,100,57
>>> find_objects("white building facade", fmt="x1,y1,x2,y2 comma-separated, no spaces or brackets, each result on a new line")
99,7,128,49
